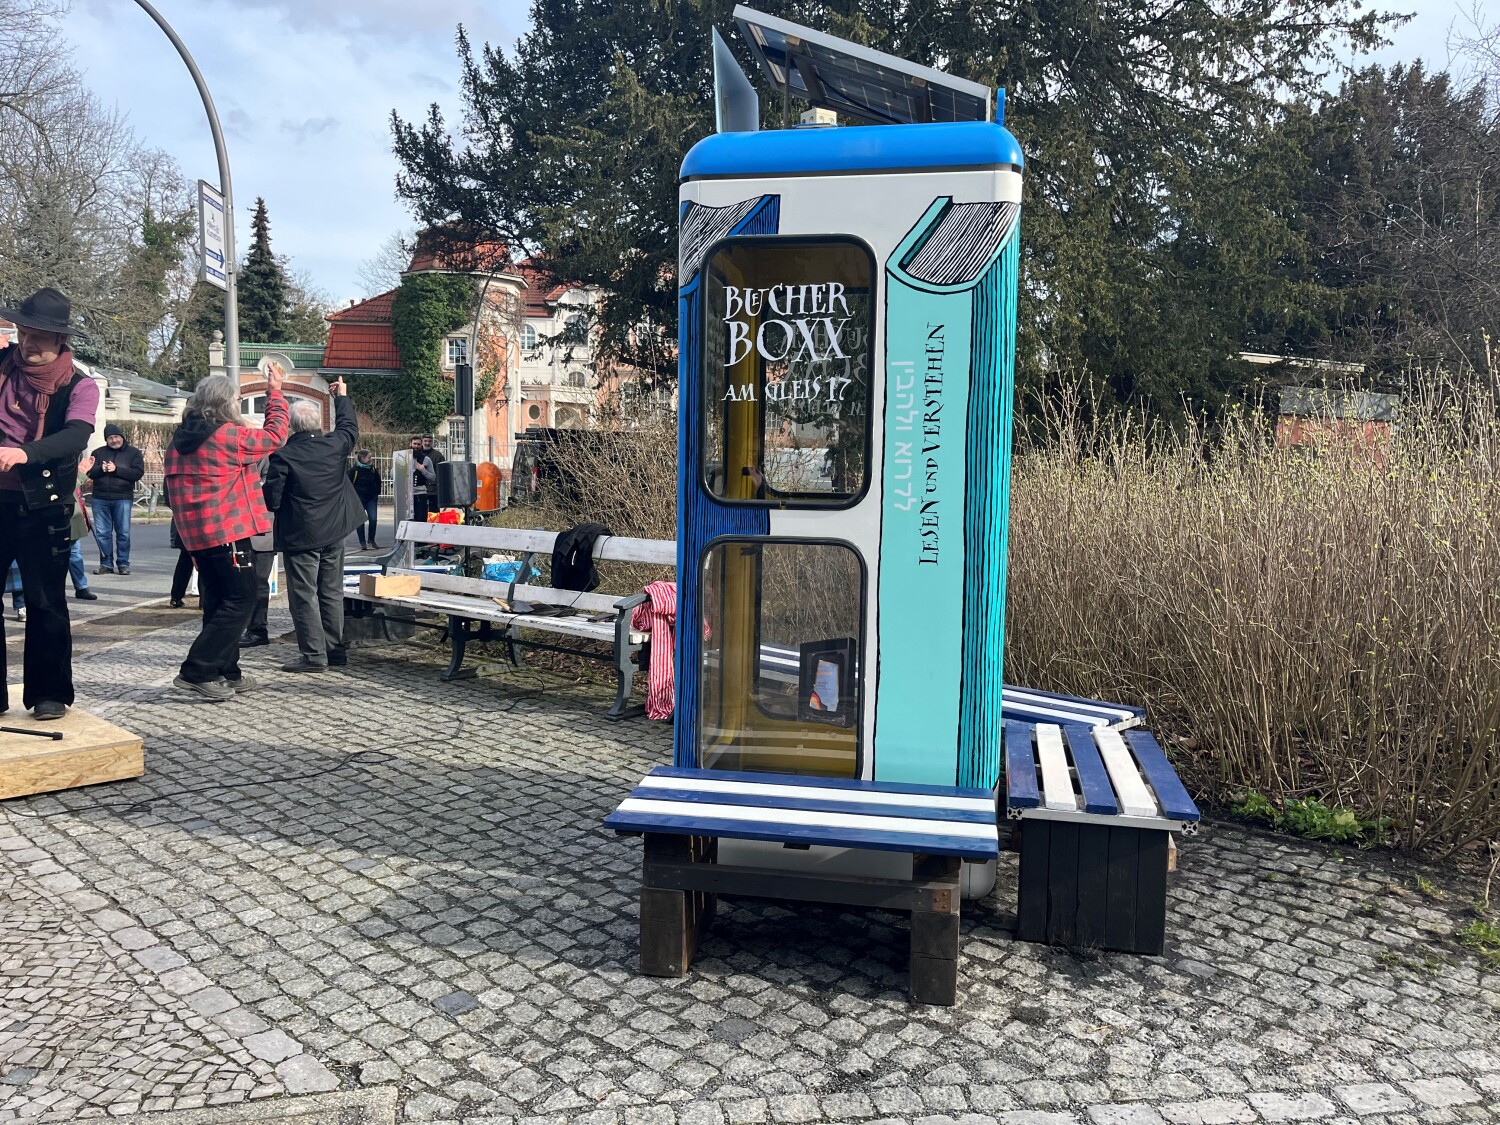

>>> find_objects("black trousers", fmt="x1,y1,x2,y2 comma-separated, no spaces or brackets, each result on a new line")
170,549,195,602
0,500,74,710
180,540,257,684
413,495,431,524
247,549,274,634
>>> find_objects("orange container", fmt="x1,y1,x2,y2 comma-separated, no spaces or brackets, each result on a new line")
476,461,501,511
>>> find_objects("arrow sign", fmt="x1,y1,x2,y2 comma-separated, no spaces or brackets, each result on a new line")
198,179,228,291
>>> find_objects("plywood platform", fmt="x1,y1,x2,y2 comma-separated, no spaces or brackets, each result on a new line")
1,691,144,800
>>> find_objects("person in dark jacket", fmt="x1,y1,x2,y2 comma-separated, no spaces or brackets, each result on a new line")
0,287,101,720
348,448,382,550
264,380,364,672
87,422,144,573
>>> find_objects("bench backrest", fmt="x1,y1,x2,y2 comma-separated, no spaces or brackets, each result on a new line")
392,521,675,566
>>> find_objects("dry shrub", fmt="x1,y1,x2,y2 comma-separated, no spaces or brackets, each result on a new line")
1006,376,1500,854
496,415,678,592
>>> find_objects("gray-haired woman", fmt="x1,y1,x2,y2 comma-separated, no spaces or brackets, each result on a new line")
162,366,289,700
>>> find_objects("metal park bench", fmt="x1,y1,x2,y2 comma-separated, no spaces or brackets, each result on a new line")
345,521,674,718
604,766,1000,1006
1004,722,1200,954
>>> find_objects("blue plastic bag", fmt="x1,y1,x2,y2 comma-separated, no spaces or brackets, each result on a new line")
484,560,539,584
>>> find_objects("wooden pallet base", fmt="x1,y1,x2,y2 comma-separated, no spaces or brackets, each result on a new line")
638,833,964,1005
1016,818,1170,955
0,693,144,800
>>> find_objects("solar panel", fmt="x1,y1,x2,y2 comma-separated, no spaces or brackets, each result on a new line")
733,5,991,126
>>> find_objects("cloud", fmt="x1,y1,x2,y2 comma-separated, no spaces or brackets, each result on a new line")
281,115,341,143
200,0,512,45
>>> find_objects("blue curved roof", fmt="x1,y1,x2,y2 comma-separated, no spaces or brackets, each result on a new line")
681,121,1023,180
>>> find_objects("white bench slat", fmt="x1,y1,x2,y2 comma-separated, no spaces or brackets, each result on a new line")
385,569,628,617
375,590,646,644
393,522,675,565
1095,728,1160,818
636,774,993,814
1035,724,1078,812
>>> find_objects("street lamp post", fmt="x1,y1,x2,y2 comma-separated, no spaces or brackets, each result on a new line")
132,0,238,376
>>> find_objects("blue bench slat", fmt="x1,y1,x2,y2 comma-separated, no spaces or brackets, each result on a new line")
631,785,996,825
603,808,998,859
1002,722,1040,808
648,765,994,802
1062,725,1121,816
1122,731,1200,823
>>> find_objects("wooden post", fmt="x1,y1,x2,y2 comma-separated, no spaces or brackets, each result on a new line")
908,854,961,1006
640,834,716,977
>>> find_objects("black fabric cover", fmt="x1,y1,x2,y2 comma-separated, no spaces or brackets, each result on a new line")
551,522,612,592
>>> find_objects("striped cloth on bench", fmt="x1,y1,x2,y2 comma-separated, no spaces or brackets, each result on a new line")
756,645,1141,730
604,767,1001,860
1004,723,1200,834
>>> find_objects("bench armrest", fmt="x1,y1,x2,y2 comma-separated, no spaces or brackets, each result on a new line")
614,592,648,613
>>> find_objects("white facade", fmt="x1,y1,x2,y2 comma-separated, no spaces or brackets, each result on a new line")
516,287,598,430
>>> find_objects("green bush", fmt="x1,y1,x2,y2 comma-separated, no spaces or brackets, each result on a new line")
1231,789,1390,844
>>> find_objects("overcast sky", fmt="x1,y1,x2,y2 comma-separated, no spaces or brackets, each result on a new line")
65,0,1483,309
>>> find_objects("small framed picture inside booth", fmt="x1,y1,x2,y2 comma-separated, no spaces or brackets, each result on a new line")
798,638,856,726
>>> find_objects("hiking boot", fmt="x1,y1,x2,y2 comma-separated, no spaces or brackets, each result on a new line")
173,675,234,702
327,647,348,667
116,566,130,575
280,657,327,673
224,674,259,695
32,700,66,720
95,566,114,574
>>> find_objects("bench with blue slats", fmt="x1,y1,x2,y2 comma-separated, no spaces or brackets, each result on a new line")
1003,721,1200,955
605,766,1001,1005
755,644,1142,730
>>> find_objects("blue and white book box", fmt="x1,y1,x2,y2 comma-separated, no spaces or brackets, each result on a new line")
674,17,1022,810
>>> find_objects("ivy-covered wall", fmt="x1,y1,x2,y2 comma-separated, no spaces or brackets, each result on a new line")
347,272,477,433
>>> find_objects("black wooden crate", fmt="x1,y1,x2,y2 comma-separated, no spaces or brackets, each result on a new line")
1015,819,1171,955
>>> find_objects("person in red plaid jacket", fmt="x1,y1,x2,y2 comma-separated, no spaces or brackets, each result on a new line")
163,364,289,701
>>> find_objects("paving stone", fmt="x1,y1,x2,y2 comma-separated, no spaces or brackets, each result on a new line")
1248,1093,1339,1121
1401,1077,1482,1108
1335,1084,1418,1115
242,1029,303,1064
275,1053,340,1093
1088,1108,1168,1125
1159,1100,1257,1125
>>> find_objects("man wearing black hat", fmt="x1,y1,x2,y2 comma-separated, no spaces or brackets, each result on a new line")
0,287,100,720
87,422,143,574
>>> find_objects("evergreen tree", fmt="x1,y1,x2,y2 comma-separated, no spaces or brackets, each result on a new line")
239,197,289,342
392,0,1389,418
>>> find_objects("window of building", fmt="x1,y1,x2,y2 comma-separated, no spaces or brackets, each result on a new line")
446,337,468,367
697,538,863,778
701,237,874,507
521,324,538,352
563,314,588,344
240,394,267,416
565,369,588,388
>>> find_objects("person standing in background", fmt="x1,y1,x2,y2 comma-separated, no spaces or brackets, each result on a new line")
349,448,381,550
87,423,143,574
422,435,445,468
408,436,436,524
240,460,275,649
164,365,289,701
265,379,364,672
70,455,97,600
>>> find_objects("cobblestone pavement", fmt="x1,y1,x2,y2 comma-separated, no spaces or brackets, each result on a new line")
1,615,1497,1124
